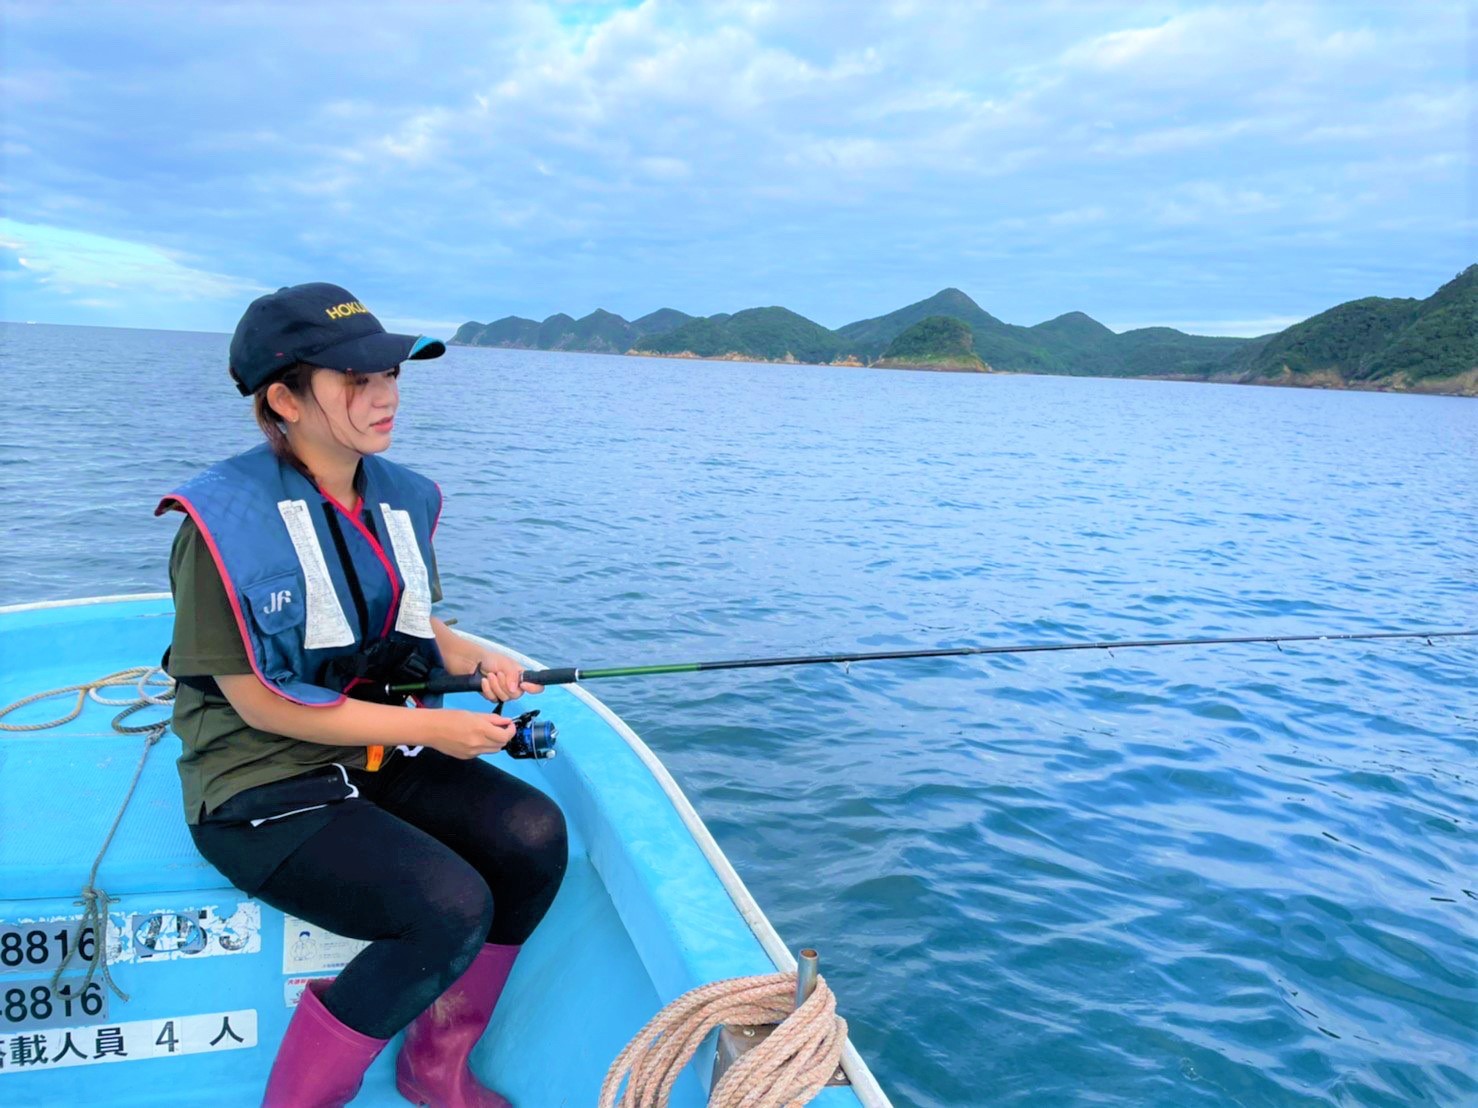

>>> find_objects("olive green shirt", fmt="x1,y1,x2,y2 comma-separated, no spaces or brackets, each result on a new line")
167,515,442,824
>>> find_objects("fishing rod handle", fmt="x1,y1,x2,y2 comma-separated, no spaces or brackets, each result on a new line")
415,668,579,695
520,667,579,687
418,671,485,695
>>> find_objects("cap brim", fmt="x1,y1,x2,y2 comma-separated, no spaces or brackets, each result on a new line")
308,331,445,374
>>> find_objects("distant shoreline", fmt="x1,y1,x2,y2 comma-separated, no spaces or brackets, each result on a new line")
452,342,1478,398
5,316,1468,397
453,268,1475,397
0,319,232,337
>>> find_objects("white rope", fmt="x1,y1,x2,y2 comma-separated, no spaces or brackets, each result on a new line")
0,667,177,1000
0,667,173,730
600,971,847,1108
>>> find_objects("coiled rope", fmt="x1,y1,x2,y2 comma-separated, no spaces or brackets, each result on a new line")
600,970,848,1108
0,667,176,1000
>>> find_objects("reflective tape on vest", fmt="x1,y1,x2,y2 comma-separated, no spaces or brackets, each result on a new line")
378,503,435,639
277,499,356,650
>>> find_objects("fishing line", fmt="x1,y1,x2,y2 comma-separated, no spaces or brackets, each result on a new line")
394,627,1478,694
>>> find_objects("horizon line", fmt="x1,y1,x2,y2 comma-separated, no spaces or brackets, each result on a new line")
4,315,1272,340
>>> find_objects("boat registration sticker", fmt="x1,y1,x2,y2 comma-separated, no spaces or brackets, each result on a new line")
1,903,261,972
120,902,262,963
2,978,108,1031
281,915,370,975
0,923,101,976
0,1009,256,1075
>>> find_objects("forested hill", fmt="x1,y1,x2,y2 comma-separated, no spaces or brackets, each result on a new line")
1223,264,1476,391
450,266,1476,395
451,307,692,354
875,316,987,371
636,307,841,364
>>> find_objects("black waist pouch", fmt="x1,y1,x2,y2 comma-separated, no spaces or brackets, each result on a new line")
191,766,363,895
203,765,360,827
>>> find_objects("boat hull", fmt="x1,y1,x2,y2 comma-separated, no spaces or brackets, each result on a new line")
0,595,881,1106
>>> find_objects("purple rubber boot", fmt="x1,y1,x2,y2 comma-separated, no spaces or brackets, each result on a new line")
395,943,521,1108
262,978,389,1108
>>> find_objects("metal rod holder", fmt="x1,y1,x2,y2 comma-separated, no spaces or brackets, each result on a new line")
711,946,849,1091
795,948,819,1009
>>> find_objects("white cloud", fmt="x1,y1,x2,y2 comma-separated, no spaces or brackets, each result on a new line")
377,108,455,164
1059,4,1378,82
638,156,692,181
1090,118,1263,158
0,218,264,301
1046,205,1108,228
1153,182,1281,227
0,1,1466,329
381,316,466,336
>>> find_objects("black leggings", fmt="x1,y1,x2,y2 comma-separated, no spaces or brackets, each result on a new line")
191,749,567,1038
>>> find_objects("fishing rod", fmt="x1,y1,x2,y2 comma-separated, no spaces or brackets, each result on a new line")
393,627,1478,696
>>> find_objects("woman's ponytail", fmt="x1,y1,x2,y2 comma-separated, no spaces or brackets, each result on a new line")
253,362,316,474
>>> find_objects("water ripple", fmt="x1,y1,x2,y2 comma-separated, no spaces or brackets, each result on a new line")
2,327,1476,1106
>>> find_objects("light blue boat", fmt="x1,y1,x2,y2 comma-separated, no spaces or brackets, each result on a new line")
0,594,891,1107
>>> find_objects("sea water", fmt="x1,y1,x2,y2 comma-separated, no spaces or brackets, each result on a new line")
1,322,1473,1106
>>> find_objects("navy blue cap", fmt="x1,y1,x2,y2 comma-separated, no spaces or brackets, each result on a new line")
229,282,446,396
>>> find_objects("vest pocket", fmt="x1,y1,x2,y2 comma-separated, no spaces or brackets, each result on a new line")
244,573,306,680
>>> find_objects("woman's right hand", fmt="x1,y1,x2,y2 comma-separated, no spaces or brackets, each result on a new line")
422,709,516,760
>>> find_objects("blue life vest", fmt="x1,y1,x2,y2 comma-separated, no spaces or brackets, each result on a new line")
157,443,445,708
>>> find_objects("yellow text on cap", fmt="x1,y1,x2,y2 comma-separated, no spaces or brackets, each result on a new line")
325,301,369,320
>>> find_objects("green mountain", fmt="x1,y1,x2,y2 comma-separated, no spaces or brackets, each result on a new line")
631,308,693,335
835,288,999,357
877,316,986,371
452,315,539,346
455,314,537,345
838,289,1065,372
835,289,1250,376
536,310,636,353
634,307,841,363
450,307,692,354
450,266,1475,394
1031,310,1116,346
1028,311,1117,368
1229,265,1475,389
1111,328,1257,378
1372,266,1476,384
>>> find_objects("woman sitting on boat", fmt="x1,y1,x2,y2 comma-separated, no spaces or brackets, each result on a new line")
156,282,568,1108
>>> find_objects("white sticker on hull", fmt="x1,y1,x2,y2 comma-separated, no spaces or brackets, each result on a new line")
2,903,260,971
118,903,262,964
0,1009,256,1075
283,975,335,1008
281,915,370,975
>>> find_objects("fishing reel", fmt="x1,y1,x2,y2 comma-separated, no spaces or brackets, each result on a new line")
504,707,557,760
477,663,558,760
334,654,558,760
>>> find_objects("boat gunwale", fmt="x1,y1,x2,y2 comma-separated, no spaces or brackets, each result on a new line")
1,592,892,1106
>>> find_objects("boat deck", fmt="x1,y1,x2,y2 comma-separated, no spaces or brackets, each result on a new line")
0,596,875,1106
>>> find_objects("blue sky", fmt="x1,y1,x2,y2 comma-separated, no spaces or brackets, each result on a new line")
0,1,1470,337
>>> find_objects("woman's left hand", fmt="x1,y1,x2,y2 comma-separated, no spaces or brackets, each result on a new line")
473,652,544,704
